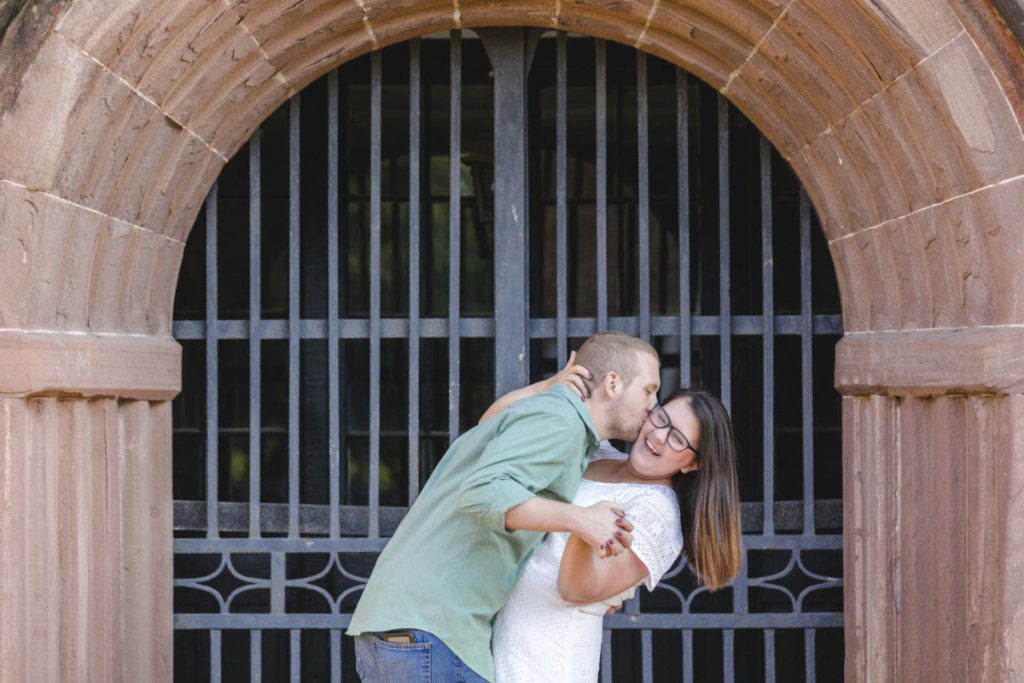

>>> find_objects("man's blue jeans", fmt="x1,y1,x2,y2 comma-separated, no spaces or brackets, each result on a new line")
353,629,488,683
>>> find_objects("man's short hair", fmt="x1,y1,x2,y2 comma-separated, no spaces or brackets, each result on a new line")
575,333,659,391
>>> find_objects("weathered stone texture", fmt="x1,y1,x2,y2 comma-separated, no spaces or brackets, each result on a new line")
0,397,172,682
843,395,900,682
0,179,184,334
845,394,1024,681
829,176,1024,332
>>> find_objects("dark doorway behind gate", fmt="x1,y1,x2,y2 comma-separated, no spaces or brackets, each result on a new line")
171,29,843,682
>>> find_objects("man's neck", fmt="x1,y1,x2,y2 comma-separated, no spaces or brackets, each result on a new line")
583,401,611,440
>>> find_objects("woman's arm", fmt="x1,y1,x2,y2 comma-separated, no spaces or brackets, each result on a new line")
478,351,592,424
557,532,649,604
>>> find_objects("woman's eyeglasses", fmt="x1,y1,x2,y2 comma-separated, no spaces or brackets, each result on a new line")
647,404,699,456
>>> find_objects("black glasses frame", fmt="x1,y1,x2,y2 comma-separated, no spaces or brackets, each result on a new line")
646,403,699,456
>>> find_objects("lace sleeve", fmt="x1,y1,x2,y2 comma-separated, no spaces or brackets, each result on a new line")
615,486,684,591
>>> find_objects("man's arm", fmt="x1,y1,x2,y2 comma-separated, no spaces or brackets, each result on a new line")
455,409,630,555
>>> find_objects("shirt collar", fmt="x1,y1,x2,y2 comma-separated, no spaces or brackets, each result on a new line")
550,384,601,455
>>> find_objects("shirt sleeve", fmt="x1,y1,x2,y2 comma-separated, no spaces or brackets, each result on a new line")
455,408,581,533
615,487,684,591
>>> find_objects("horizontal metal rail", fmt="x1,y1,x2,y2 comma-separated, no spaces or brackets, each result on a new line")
171,314,842,339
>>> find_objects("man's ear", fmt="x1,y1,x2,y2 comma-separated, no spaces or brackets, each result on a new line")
600,370,621,398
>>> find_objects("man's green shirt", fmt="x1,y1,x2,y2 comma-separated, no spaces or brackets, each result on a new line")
347,385,600,681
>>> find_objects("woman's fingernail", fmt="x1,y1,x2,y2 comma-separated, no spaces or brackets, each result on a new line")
599,544,605,551
588,373,594,380
615,530,624,537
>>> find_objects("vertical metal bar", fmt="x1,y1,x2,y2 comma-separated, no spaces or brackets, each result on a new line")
249,131,262,538
408,40,422,505
205,188,219,538
251,630,261,683
368,50,382,539
637,52,650,342
800,189,814,532
805,629,816,681
290,630,301,682
556,31,568,363
600,630,612,683
271,552,285,614
210,629,222,683
330,630,341,683
327,70,341,538
723,628,735,683
641,629,653,683
682,629,694,683
677,71,691,387
761,135,775,536
595,40,608,332
764,629,776,683
717,94,731,413
448,30,461,443
288,97,301,539
481,27,533,397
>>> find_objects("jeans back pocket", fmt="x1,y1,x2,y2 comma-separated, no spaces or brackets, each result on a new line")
372,637,432,683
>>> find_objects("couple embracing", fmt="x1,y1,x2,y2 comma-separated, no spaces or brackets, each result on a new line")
349,333,742,682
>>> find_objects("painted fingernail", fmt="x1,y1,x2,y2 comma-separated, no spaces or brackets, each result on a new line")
588,373,594,380
599,544,605,551
616,530,624,537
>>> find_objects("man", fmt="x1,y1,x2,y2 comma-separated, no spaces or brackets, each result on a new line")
348,333,661,682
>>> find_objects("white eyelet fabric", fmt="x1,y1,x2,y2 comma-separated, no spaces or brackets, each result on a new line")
492,469,683,682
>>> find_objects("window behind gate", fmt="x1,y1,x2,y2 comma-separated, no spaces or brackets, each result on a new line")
172,30,844,682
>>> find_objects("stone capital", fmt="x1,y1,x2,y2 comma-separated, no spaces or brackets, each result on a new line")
0,330,181,400
835,326,1024,396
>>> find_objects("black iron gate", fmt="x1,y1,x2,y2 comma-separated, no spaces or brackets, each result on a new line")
172,29,844,682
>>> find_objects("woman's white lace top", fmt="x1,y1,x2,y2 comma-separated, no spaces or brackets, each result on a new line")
492,444,683,682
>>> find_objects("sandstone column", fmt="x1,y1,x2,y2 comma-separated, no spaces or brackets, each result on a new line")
0,332,179,682
838,328,1024,680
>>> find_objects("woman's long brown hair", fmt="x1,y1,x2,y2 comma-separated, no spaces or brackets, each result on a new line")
666,388,742,591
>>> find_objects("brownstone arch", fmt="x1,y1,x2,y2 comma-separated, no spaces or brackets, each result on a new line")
0,0,1022,679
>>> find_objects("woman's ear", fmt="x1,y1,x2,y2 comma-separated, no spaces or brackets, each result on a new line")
681,463,700,474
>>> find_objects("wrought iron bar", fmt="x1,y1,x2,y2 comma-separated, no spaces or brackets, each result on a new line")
718,94,731,413
761,134,775,536
205,189,219,538
369,49,382,539
448,30,462,443
288,96,301,539
637,52,650,342
249,131,262,538
408,39,422,505
677,70,691,387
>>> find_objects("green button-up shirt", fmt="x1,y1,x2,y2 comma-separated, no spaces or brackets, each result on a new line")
347,385,600,681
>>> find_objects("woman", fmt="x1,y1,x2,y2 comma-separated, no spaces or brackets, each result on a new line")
482,355,743,682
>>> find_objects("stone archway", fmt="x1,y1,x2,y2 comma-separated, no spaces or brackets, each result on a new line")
0,1,1021,679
